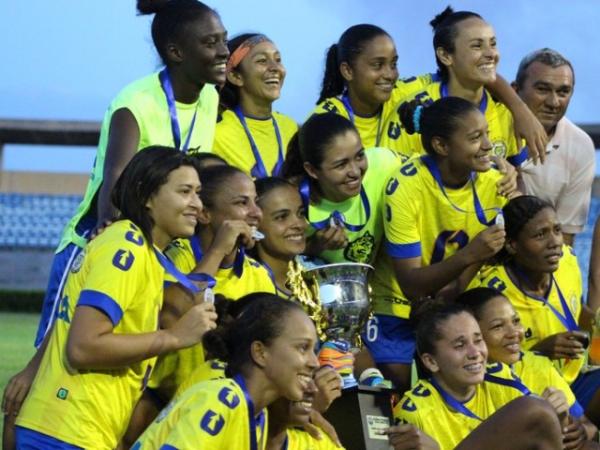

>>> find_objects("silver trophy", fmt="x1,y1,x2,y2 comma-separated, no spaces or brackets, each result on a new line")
302,262,373,388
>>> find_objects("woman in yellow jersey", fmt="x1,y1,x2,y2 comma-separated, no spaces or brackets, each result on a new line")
389,299,564,450
14,147,218,450
313,24,431,157
282,113,399,266
133,294,319,449
36,0,228,353
254,177,310,299
368,96,510,393
478,195,600,423
395,7,531,169
312,23,546,164
457,287,599,446
140,165,276,415
213,33,298,178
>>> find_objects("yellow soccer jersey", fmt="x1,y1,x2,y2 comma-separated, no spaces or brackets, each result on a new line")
393,82,527,166
17,220,165,450
478,246,583,383
175,359,227,399
285,427,343,450
134,377,269,450
213,109,298,178
150,240,277,399
370,156,507,318
512,351,581,416
312,74,433,157
305,147,401,265
394,368,523,450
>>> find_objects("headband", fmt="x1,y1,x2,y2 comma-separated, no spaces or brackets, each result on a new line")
226,34,271,73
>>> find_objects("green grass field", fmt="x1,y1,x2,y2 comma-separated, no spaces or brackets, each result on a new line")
0,313,38,442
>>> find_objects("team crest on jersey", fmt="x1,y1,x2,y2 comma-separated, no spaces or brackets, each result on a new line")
344,231,375,263
70,249,86,274
491,140,507,158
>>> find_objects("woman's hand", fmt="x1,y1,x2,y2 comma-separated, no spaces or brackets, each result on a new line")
168,302,218,349
491,156,519,198
562,416,587,450
385,422,440,450
210,220,255,256
2,365,37,417
531,332,587,360
312,365,343,413
305,225,348,256
303,410,342,447
511,102,548,165
541,387,569,425
463,225,505,264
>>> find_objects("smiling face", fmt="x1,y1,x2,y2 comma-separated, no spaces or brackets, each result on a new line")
175,12,229,86
440,109,493,174
146,165,203,248
508,207,563,273
257,185,307,261
202,172,263,231
477,296,524,365
233,40,286,104
261,309,319,402
305,129,367,203
441,17,499,88
422,312,488,398
343,34,398,112
516,61,574,134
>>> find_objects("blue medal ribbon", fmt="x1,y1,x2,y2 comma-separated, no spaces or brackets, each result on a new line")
421,155,499,226
233,106,284,179
341,92,383,146
299,177,371,231
233,374,266,450
483,372,531,396
159,69,198,152
440,83,488,113
153,247,215,294
189,235,246,279
429,377,483,421
507,265,579,332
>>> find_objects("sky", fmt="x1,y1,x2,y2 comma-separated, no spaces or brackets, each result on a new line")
1,0,599,173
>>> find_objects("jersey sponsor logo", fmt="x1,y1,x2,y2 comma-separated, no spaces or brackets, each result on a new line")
112,249,135,271
70,249,85,274
399,162,417,177
401,398,417,412
56,387,69,400
431,230,469,264
57,295,71,323
385,177,399,196
344,231,375,263
492,140,507,158
387,121,401,140
487,276,507,292
321,100,339,114
200,410,225,436
218,387,240,409
411,384,431,397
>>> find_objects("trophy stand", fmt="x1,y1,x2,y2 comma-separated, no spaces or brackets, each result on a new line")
300,263,395,450
324,384,395,450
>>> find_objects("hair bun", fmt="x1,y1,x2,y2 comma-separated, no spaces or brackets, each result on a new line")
136,0,170,15
430,5,455,29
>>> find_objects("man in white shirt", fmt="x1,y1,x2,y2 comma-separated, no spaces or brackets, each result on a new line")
514,48,595,245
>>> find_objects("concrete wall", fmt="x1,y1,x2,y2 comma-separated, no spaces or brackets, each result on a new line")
0,248,54,291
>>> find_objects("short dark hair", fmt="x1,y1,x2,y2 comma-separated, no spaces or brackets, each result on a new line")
455,287,508,320
515,48,575,89
198,164,247,208
111,146,202,245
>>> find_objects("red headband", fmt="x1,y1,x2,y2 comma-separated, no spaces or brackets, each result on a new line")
226,35,270,73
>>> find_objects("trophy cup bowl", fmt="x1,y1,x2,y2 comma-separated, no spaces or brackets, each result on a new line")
302,262,372,342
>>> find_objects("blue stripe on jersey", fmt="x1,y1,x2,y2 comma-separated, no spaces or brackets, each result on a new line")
159,445,179,450
78,290,124,326
385,239,421,258
569,400,584,418
507,147,528,167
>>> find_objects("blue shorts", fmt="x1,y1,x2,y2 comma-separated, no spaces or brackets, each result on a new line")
571,368,600,411
361,314,415,364
34,213,95,347
15,426,83,449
